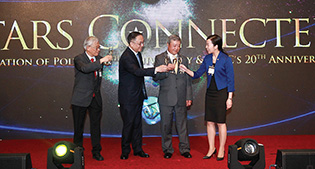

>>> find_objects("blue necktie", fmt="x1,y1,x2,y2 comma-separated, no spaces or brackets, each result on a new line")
136,53,142,68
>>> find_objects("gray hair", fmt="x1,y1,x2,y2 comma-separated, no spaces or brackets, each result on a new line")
167,34,181,44
83,36,99,50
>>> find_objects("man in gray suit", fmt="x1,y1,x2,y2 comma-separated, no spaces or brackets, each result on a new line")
71,36,112,161
153,35,193,159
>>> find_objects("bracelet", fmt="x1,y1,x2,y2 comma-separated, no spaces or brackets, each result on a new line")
228,98,233,100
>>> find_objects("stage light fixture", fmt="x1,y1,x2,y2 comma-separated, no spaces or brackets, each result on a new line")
47,141,84,169
228,138,265,169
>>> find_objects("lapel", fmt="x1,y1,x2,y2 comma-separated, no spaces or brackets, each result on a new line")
164,51,172,64
177,54,183,64
127,47,142,68
83,52,91,63
214,51,222,70
95,55,101,62
83,52,99,79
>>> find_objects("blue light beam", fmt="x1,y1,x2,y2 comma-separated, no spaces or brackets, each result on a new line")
0,111,314,138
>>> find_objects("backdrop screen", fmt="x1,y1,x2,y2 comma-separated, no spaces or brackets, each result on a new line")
0,0,314,139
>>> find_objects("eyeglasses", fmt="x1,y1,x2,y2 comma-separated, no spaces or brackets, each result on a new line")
132,41,144,46
89,45,100,50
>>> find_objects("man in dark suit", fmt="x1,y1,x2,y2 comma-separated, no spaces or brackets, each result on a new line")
71,36,112,161
153,35,193,159
118,32,169,160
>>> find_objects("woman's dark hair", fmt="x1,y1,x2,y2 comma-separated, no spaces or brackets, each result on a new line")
127,31,143,44
206,34,228,55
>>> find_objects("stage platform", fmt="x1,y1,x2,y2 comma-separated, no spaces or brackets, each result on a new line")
1,135,315,169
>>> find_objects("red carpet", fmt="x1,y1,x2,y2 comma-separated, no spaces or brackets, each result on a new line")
1,135,315,169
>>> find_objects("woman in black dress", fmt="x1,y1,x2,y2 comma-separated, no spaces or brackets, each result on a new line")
180,34,235,160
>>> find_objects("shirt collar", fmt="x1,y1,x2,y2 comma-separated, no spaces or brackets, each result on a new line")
167,50,178,60
85,52,96,61
129,46,139,56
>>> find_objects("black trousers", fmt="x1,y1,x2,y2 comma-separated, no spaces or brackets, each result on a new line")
72,97,102,155
120,104,143,154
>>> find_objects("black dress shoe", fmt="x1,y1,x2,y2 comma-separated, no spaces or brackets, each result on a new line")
134,151,150,158
93,153,104,161
164,153,172,159
181,152,192,158
120,153,129,160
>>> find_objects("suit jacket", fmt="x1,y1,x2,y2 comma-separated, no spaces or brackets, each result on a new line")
71,52,103,107
153,51,193,106
118,47,155,105
193,51,235,92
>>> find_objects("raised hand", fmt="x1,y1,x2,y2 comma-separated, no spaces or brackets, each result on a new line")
156,65,169,72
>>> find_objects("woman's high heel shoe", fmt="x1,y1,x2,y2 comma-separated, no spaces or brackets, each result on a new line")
203,148,216,159
216,151,225,161
216,156,224,161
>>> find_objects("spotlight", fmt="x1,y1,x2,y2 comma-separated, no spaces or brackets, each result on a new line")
47,141,84,169
228,138,265,169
